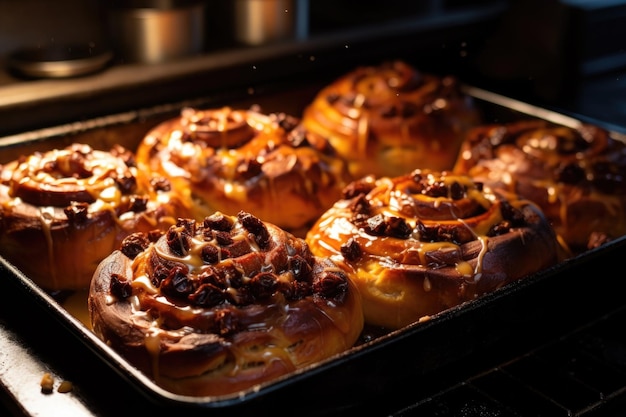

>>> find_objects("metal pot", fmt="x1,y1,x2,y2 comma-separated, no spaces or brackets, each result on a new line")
232,0,307,46
107,0,206,64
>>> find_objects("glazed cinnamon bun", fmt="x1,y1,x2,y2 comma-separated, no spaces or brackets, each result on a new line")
306,170,559,330
453,120,626,254
301,60,481,179
89,211,364,397
0,143,192,291
135,106,352,235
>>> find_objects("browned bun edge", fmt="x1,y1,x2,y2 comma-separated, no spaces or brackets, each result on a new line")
89,212,364,396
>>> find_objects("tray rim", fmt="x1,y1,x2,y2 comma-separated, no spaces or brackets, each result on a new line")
3,234,625,409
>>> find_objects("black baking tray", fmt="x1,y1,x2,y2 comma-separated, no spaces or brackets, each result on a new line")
0,84,624,416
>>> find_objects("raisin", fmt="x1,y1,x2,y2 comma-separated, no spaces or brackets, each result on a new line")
313,270,348,301
342,179,374,199
129,196,148,212
109,273,132,299
151,264,170,286
204,213,233,232
417,221,467,243
167,227,191,256
386,216,412,239
115,172,137,194
225,260,245,278
416,220,436,241
176,218,196,234
160,266,194,298
365,214,388,236
201,244,221,264
412,170,424,184
198,268,227,289
424,181,448,198
289,280,312,300
236,158,262,180
149,177,170,192
288,255,313,281
189,283,224,307
499,201,526,227
249,272,278,299
147,229,163,242
340,238,362,261
120,232,150,259
238,211,271,249
449,182,466,200
64,201,89,224
488,220,512,236
214,231,234,246
348,193,371,215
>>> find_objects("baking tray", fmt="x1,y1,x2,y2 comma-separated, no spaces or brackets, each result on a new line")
1,84,625,415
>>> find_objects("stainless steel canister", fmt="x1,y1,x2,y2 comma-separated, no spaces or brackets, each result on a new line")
233,0,308,46
107,0,206,64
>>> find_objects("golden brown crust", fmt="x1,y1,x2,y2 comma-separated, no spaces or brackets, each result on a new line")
301,60,481,179
0,143,192,290
453,120,626,254
135,107,352,235
89,211,364,397
305,170,559,330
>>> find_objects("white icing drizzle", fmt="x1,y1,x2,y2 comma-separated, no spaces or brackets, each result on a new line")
469,236,489,283
37,206,58,287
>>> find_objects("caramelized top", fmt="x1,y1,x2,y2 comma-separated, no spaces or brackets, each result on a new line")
0,143,180,222
137,106,353,230
113,211,352,335
454,120,626,250
301,60,480,177
456,120,626,195
307,169,537,278
5,143,136,207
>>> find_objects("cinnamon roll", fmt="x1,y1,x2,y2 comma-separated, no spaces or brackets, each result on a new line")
135,106,352,235
0,143,192,291
305,170,559,330
89,211,364,397
453,120,626,254
301,60,481,179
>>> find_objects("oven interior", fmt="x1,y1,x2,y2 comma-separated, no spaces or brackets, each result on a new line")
1,1,626,416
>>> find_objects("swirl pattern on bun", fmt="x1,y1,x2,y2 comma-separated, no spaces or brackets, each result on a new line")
135,106,352,235
301,60,480,179
89,211,364,397
0,143,191,290
453,120,626,254
306,170,559,330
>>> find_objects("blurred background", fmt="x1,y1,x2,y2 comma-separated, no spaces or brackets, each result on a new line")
0,0,625,135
